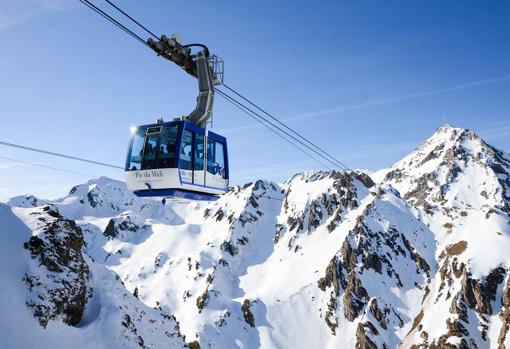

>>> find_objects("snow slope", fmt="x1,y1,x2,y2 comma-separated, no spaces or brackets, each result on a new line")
1,124,509,349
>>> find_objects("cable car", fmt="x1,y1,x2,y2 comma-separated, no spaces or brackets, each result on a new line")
124,34,228,200
125,120,228,200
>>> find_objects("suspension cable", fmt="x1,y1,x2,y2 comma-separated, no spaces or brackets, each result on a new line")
103,0,160,40
222,84,350,170
215,90,330,169
216,88,348,169
78,0,150,48
0,141,124,170
0,156,102,179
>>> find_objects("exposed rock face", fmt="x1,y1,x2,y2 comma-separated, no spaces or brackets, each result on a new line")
242,299,256,327
316,187,433,347
460,267,505,315
317,256,343,293
23,205,90,327
418,266,507,348
196,286,209,312
103,214,145,240
281,171,371,256
498,272,510,348
356,322,378,349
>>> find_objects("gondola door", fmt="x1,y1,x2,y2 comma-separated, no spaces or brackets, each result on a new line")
193,133,206,186
179,129,194,185
180,127,206,187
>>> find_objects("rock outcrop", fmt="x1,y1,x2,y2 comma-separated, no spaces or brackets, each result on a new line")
23,205,90,328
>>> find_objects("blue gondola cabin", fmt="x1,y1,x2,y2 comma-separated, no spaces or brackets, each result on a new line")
125,120,229,200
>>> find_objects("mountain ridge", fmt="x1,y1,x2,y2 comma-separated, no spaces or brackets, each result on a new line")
1,125,509,349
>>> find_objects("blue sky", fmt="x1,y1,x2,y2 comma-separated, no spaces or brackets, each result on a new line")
0,0,509,200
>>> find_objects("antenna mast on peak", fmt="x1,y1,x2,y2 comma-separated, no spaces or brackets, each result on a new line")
442,112,451,128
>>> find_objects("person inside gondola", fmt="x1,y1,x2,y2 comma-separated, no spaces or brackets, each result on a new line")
143,143,157,169
159,142,176,168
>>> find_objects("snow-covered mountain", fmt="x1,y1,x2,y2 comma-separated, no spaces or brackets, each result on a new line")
382,125,510,349
1,125,509,349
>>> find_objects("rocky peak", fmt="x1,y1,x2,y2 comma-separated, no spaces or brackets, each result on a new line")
383,124,510,215
276,170,374,250
386,126,510,348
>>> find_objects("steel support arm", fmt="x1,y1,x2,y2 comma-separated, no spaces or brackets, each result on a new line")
147,36,215,127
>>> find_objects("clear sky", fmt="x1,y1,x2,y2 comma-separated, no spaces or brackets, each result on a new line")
1,0,509,201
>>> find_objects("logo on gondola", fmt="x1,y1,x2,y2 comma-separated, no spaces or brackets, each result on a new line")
212,163,226,178
135,170,164,179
